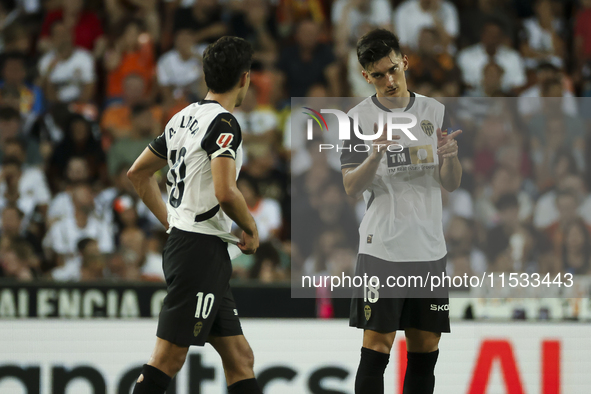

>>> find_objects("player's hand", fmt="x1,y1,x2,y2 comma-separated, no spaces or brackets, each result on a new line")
436,128,462,159
238,231,259,255
370,122,401,161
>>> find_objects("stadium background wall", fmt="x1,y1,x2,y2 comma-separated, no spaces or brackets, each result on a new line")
1,319,591,394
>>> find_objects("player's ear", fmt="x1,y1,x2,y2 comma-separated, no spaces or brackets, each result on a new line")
402,55,409,71
361,69,371,84
239,71,250,88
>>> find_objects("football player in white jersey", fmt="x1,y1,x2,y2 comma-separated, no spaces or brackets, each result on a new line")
127,37,262,394
342,29,462,394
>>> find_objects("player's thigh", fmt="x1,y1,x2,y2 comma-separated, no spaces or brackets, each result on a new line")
362,329,397,354
148,337,190,377
404,327,441,353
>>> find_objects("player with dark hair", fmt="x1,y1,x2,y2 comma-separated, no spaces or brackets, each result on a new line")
127,36,263,394
342,29,462,394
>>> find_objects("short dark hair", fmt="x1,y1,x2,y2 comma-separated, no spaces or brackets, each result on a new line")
0,106,20,121
357,29,402,70
4,137,25,151
131,104,150,117
77,237,96,253
203,36,253,93
496,193,519,211
2,51,26,68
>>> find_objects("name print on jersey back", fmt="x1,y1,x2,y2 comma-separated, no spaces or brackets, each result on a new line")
149,100,243,244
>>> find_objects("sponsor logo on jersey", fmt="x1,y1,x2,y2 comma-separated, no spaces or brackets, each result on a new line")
233,309,238,316
386,144,435,168
367,234,373,244
364,305,371,321
194,321,203,336
221,118,233,127
216,133,234,148
430,304,449,311
421,120,434,136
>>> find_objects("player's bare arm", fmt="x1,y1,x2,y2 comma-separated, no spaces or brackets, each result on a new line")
437,128,463,192
342,123,400,198
211,156,259,254
127,148,169,228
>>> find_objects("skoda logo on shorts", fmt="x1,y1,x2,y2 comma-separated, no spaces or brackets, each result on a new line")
194,322,203,337
420,120,434,137
364,305,371,321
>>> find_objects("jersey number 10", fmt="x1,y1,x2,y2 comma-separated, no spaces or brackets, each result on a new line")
195,292,215,319
169,148,187,208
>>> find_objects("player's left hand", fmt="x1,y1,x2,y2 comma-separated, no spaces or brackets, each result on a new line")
436,128,462,159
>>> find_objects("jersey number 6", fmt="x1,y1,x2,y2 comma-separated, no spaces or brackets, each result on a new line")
169,147,187,208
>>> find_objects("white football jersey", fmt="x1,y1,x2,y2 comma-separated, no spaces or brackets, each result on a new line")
149,99,243,244
341,92,451,262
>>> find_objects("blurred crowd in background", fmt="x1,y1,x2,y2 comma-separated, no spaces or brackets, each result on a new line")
0,0,590,284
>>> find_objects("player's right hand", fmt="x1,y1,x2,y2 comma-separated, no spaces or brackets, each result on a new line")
370,122,401,161
238,231,259,255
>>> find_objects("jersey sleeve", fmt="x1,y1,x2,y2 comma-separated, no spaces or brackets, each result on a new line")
201,113,242,160
148,132,167,160
340,117,368,169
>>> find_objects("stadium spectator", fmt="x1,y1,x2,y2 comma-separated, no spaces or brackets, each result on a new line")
518,62,577,119
116,227,163,281
276,0,328,38
0,155,51,231
249,242,288,282
232,88,279,146
42,182,113,280
474,165,533,229
276,19,340,98
230,0,279,70
405,28,461,91
104,0,160,41
0,241,35,280
573,0,591,75
445,216,486,276
157,29,204,111
172,0,227,45
394,0,459,52
107,104,158,177
38,0,106,56
560,219,591,275
0,107,42,166
104,18,155,101
38,20,96,104
0,52,44,119
78,237,105,281
528,79,586,183
543,189,591,256
534,172,591,229
0,205,42,258
457,19,526,93
485,193,535,272
101,74,163,145
459,0,514,48
49,115,106,188
519,0,565,70
0,23,38,81
332,0,392,58
47,156,92,224
237,174,282,242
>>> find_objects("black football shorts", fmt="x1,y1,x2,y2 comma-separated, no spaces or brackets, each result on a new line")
157,228,243,347
350,253,451,334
